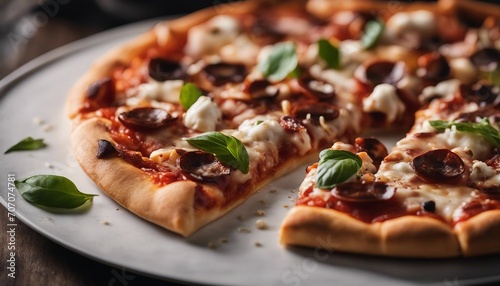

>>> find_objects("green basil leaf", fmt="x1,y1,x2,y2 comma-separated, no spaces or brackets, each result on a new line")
257,42,298,82
4,137,47,154
315,150,362,189
186,132,250,174
318,39,340,69
429,119,500,147
361,20,385,49
180,82,202,110
15,175,97,209
480,69,500,85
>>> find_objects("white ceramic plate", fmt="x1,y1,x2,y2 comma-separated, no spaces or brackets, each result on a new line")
1,19,500,286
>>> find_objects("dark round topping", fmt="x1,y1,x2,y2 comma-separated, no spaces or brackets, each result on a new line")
354,60,406,87
202,63,247,86
279,116,306,132
417,52,451,82
96,139,119,159
245,79,279,99
411,149,465,182
118,108,176,131
86,77,115,108
461,83,500,105
477,185,500,199
178,151,231,181
470,48,500,72
291,102,340,122
354,137,388,167
486,154,500,169
332,181,396,202
298,77,336,100
457,106,500,122
148,58,185,81
422,200,436,213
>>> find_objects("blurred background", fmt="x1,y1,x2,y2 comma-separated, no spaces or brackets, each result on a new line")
0,0,239,79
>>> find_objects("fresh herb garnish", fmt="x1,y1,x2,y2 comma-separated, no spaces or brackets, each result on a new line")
15,175,97,209
315,150,362,189
318,39,340,69
185,132,250,174
180,82,202,110
4,137,46,154
257,42,298,82
361,20,385,49
429,119,500,147
481,69,500,85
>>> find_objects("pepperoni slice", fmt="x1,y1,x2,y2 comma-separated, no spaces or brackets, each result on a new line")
470,48,500,72
96,139,119,159
245,79,279,99
291,102,339,122
178,151,231,181
148,58,185,81
298,77,336,100
354,60,406,87
417,52,451,82
279,116,306,132
202,63,247,86
85,77,115,111
118,107,176,131
331,181,396,202
411,149,465,182
354,137,388,168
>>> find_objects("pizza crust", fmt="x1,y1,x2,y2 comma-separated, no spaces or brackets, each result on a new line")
280,205,461,258
454,210,500,256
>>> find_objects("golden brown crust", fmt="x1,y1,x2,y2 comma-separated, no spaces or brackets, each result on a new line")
280,206,461,258
454,210,500,256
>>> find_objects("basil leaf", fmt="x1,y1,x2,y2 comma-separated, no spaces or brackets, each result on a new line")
257,42,298,82
318,39,340,70
4,137,47,154
315,150,362,189
481,69,500,85
15,175,97,209
429,119,500,147
186,132,249,174
180,82,202,110
361,20,385,49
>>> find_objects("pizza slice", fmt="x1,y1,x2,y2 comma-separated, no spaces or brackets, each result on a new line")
280,67,500,258
67,0,364,236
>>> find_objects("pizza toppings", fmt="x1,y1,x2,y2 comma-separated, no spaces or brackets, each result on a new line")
183,96,222,132
291,102,339,122
244,79,280,99
360,19,385,49
417,52,451,83
96,139,119,159
354,137,388,168
469,48,500,72
185,132,249,174
422,200,436,213
148,58,185,82
118,107,176,131
257,41,298,82
354,59,405,88
298,77,336,100
411,149,465,182
362,83,405,123
429,119,500,148
178,151,231,181
202,63,247,86
331,181,396,202
315,149,362,189
85,77,115,111
179,82,203,110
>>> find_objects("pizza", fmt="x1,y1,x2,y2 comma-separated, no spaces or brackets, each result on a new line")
66,0,500,257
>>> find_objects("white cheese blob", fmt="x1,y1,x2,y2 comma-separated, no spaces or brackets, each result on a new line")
419,79,460,104
470,161,496,181
449,57,478,85
362,83,405,123
132,79,184,103
185,15,241,58
440,127,492,160
384,10,436,41
183,96,222,132
238,118,285,145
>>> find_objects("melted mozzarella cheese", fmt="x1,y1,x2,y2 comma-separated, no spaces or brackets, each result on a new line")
238,118,285,144
440,127,492,160
362,83,405,123
130,79,184,104
185,15,241,58
384,10,436,41
183,96,222,132
470,161,496,181
396,185,475,221
419,79,460,104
